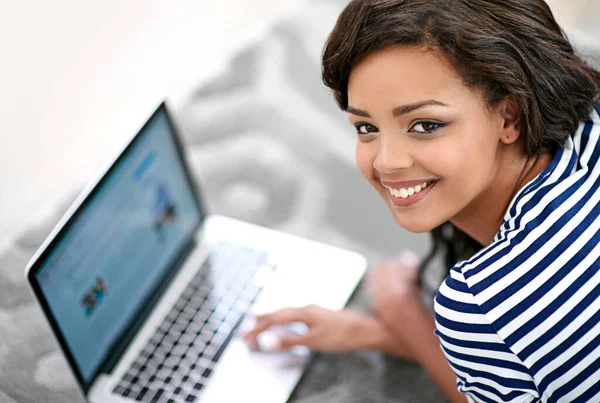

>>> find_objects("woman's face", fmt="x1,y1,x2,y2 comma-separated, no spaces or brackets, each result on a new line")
348,46,510,233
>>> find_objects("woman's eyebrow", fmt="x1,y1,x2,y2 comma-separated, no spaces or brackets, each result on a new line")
392,100,448,117
347,106,371,118
347,100,448,118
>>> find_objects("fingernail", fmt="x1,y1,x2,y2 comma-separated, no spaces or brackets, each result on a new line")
395,250,420,267
250,306,270,316
258,333,281,352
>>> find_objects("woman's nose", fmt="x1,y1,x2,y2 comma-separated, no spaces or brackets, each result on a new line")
373,135,414,174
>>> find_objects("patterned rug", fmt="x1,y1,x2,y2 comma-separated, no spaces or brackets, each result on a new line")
3,0,598,401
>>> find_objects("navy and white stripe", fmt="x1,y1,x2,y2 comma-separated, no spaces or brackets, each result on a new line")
434,106,600,402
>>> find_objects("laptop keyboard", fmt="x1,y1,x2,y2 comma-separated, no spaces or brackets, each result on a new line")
112,241,271,403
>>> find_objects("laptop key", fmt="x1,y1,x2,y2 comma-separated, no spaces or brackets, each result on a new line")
113,244,270,402
137,387,149,401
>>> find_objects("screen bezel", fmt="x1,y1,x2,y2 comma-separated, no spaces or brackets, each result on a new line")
26,101,207,394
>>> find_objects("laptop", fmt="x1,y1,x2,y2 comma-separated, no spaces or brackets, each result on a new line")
25,102,367,403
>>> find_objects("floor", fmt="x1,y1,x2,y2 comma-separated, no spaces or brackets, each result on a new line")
0,2,599,402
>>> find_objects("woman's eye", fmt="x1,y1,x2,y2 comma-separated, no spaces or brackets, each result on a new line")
354,123,379,136
410,121,444,134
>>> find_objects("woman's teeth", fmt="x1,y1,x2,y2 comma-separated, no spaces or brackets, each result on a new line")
389,182,431,198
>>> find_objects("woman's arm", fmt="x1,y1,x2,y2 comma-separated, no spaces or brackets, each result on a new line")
244,303,465,402
367,255,467,403
244,254,468,402
372,296,467,403
243,304,416,356
357,313,417,360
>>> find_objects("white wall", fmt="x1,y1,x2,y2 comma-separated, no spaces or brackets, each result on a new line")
0,0,296,241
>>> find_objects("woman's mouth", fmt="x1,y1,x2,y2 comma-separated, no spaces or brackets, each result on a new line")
383,180,438,207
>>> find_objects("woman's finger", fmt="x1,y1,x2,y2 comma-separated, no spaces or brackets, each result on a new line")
242,317,272,343
395,250,420,268
277,333,313,350
243,307,313,342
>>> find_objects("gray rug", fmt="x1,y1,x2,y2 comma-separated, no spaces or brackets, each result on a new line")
3,0,598,402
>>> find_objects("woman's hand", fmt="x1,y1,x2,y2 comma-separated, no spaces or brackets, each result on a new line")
366,252,467,402
367,251,423,323
366,251,434,362
242,305,396,353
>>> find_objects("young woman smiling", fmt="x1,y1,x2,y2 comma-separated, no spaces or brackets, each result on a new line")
245,1,600,401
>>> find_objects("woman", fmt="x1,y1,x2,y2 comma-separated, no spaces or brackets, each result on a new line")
244,0,600,401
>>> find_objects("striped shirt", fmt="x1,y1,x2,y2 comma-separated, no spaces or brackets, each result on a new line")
434,105,600,403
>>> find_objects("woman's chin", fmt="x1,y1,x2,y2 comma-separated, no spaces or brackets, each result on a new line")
390,210,441,233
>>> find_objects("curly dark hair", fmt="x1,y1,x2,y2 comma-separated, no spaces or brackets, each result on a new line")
321,0,600,284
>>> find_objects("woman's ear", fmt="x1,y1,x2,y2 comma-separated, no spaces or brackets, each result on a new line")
499,97,521,145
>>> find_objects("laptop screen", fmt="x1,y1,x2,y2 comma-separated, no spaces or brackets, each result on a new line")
34,106,201,382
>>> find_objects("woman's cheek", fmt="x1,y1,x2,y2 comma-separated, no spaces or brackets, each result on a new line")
355,142,376,181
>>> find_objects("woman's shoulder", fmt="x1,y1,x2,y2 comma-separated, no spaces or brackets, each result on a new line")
456,105,600,288
500,105,600,230
443,124,600,335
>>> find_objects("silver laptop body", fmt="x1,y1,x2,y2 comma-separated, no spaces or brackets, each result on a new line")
25,102,367,403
